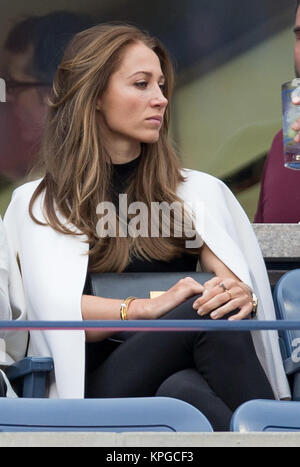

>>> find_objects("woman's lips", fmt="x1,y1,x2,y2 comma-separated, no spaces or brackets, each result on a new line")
146,116,162,125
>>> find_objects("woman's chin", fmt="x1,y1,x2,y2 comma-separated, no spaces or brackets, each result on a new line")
141,133,160,144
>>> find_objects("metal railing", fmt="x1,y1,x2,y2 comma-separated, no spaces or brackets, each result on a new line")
0,319,299,331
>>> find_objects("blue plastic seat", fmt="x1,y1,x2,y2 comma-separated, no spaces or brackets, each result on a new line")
230,399,300,432
5,357,54,398
231,269,300,432
2,357,213,432
273,269,300,400
0,396,213,432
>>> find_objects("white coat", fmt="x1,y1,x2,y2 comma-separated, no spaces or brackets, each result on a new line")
0,217,27,366
3,169,291,399
0,217,11,329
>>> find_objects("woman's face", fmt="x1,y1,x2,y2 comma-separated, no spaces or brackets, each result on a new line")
3,46,49,143
97,41,168,156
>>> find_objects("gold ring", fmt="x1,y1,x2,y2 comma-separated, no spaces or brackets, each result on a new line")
225,290,232,301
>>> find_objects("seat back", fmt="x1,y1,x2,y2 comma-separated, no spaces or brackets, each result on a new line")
0,397,213,432
5,357,54,398
273,269,300,399
273,269,300,360
231,399,300,432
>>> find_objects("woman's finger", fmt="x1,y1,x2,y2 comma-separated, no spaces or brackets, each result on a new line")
203,276,223,290
197,297,240,317
227,303,253,321
193,283,237,309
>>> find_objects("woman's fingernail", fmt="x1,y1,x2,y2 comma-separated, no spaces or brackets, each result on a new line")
210,311,218,318
193,302,198,309
198,307,204,315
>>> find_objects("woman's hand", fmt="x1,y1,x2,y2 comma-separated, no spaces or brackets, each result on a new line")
129,276,205,320
192,276,254,321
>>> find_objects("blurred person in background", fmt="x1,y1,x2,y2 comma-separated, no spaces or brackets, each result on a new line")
0,10,93,213
255,0,300,223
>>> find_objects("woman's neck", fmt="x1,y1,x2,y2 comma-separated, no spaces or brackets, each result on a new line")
105,138,141,165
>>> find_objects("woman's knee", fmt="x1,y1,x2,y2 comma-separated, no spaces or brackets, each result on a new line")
199,330,256,360
156,368,215,399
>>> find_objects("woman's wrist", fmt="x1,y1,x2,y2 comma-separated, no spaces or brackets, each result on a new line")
239,282,258,317
126,298,150,320
240,282,253,296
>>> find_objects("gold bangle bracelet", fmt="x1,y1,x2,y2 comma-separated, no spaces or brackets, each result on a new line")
120,296,137,320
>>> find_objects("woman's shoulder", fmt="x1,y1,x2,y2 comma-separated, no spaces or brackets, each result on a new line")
4,179,43,226
0,216,8,264
180,168,228,193
10,178,43,205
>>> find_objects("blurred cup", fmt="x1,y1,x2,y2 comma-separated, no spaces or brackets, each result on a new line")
282,79,300,169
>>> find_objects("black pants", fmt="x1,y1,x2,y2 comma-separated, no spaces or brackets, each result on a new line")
85,297,274,431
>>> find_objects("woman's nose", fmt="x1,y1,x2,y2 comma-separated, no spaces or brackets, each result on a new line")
150,86,168,108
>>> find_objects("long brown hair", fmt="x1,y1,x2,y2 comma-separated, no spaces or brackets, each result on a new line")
29,23,199,272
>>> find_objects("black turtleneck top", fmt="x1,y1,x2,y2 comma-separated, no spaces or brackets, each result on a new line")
83,155,198,295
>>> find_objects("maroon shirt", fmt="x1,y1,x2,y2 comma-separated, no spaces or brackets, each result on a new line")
255,130,300,223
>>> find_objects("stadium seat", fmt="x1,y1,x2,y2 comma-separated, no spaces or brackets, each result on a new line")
0,396,213,432
231,269,300,432
230,399,300,432
5,357,54,398
273,269,300,400
2,357,213,432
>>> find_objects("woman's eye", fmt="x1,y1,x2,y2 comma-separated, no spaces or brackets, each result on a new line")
134,81,166,92
135,81,148,88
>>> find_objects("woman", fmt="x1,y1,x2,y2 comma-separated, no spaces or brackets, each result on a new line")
4,24,290,429
0,216,12,397
0,216,25,397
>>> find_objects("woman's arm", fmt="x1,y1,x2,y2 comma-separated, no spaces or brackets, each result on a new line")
82,275,206,342
82,242,255,342
0,270,11,323
82,295,128,342
0,219,12,325
193,243,254,320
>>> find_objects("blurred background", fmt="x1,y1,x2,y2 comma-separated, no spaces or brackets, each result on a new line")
0,0,296,219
